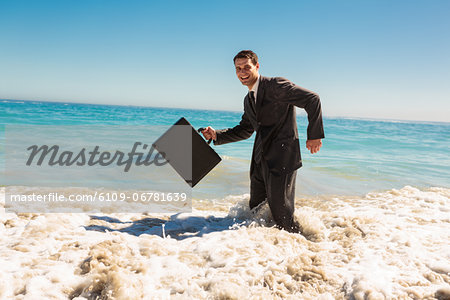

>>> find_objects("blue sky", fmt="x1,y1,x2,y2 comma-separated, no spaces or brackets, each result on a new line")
0,0,449,122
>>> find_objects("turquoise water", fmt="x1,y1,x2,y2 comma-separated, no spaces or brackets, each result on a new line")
1,99,449,197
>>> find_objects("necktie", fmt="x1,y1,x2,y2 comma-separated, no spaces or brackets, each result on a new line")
249,91,262,163
249,91,255,102
248,91,256,112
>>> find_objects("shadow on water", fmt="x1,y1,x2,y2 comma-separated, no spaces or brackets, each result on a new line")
84,214,245,241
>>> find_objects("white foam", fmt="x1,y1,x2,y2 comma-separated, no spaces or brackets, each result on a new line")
1,186,449,298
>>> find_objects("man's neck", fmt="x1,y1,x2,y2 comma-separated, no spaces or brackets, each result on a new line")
248,74,260,91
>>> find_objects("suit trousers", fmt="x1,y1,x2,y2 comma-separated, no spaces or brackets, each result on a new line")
249,159,300,233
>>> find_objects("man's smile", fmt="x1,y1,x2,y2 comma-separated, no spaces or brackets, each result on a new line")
235,57,259,88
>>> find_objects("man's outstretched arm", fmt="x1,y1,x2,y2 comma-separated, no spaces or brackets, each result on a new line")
202,111,254,145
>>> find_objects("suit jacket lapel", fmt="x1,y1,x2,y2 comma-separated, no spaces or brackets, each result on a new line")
255,76,266,122
245,93,256,119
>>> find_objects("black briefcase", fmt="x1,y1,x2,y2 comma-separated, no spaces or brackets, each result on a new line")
153,117,221,187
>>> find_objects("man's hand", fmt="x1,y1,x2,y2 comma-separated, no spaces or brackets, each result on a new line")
201,126,217,141
306,139,322,154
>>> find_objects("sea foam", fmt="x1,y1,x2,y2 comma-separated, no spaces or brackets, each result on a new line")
0,186,449,299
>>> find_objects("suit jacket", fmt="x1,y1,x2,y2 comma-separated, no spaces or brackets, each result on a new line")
214,76,324,175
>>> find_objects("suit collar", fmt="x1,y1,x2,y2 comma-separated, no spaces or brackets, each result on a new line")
249,74,260,96
255,75,268,120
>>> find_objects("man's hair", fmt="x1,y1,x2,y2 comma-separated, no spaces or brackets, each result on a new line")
233,50,258,65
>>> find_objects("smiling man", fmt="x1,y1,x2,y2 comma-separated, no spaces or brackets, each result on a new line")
202,50,324,233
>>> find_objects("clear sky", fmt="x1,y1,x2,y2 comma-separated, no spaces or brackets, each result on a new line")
1,0,449,122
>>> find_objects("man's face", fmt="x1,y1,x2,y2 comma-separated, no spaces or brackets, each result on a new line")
235,58,259,88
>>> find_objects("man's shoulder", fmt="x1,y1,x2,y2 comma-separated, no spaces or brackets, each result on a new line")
261,75,293,84
261,76,295,89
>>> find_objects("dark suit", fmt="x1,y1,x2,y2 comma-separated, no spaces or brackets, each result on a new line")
214,76,324,232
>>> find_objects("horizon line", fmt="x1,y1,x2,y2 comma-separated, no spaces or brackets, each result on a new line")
1,98,449,125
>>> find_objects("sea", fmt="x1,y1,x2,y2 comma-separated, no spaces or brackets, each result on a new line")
0,99,449,299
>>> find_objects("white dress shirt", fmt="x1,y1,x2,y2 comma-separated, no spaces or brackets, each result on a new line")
249,74,260,103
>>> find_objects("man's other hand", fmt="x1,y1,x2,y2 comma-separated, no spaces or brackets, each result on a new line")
306,139,322,154
202,126,217,141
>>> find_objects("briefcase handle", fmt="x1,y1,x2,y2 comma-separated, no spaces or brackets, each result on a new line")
197,127,212,145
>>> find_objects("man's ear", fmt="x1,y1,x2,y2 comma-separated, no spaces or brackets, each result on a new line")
256,62,260,70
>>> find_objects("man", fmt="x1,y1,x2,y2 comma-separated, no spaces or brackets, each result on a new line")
202,50,324,233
